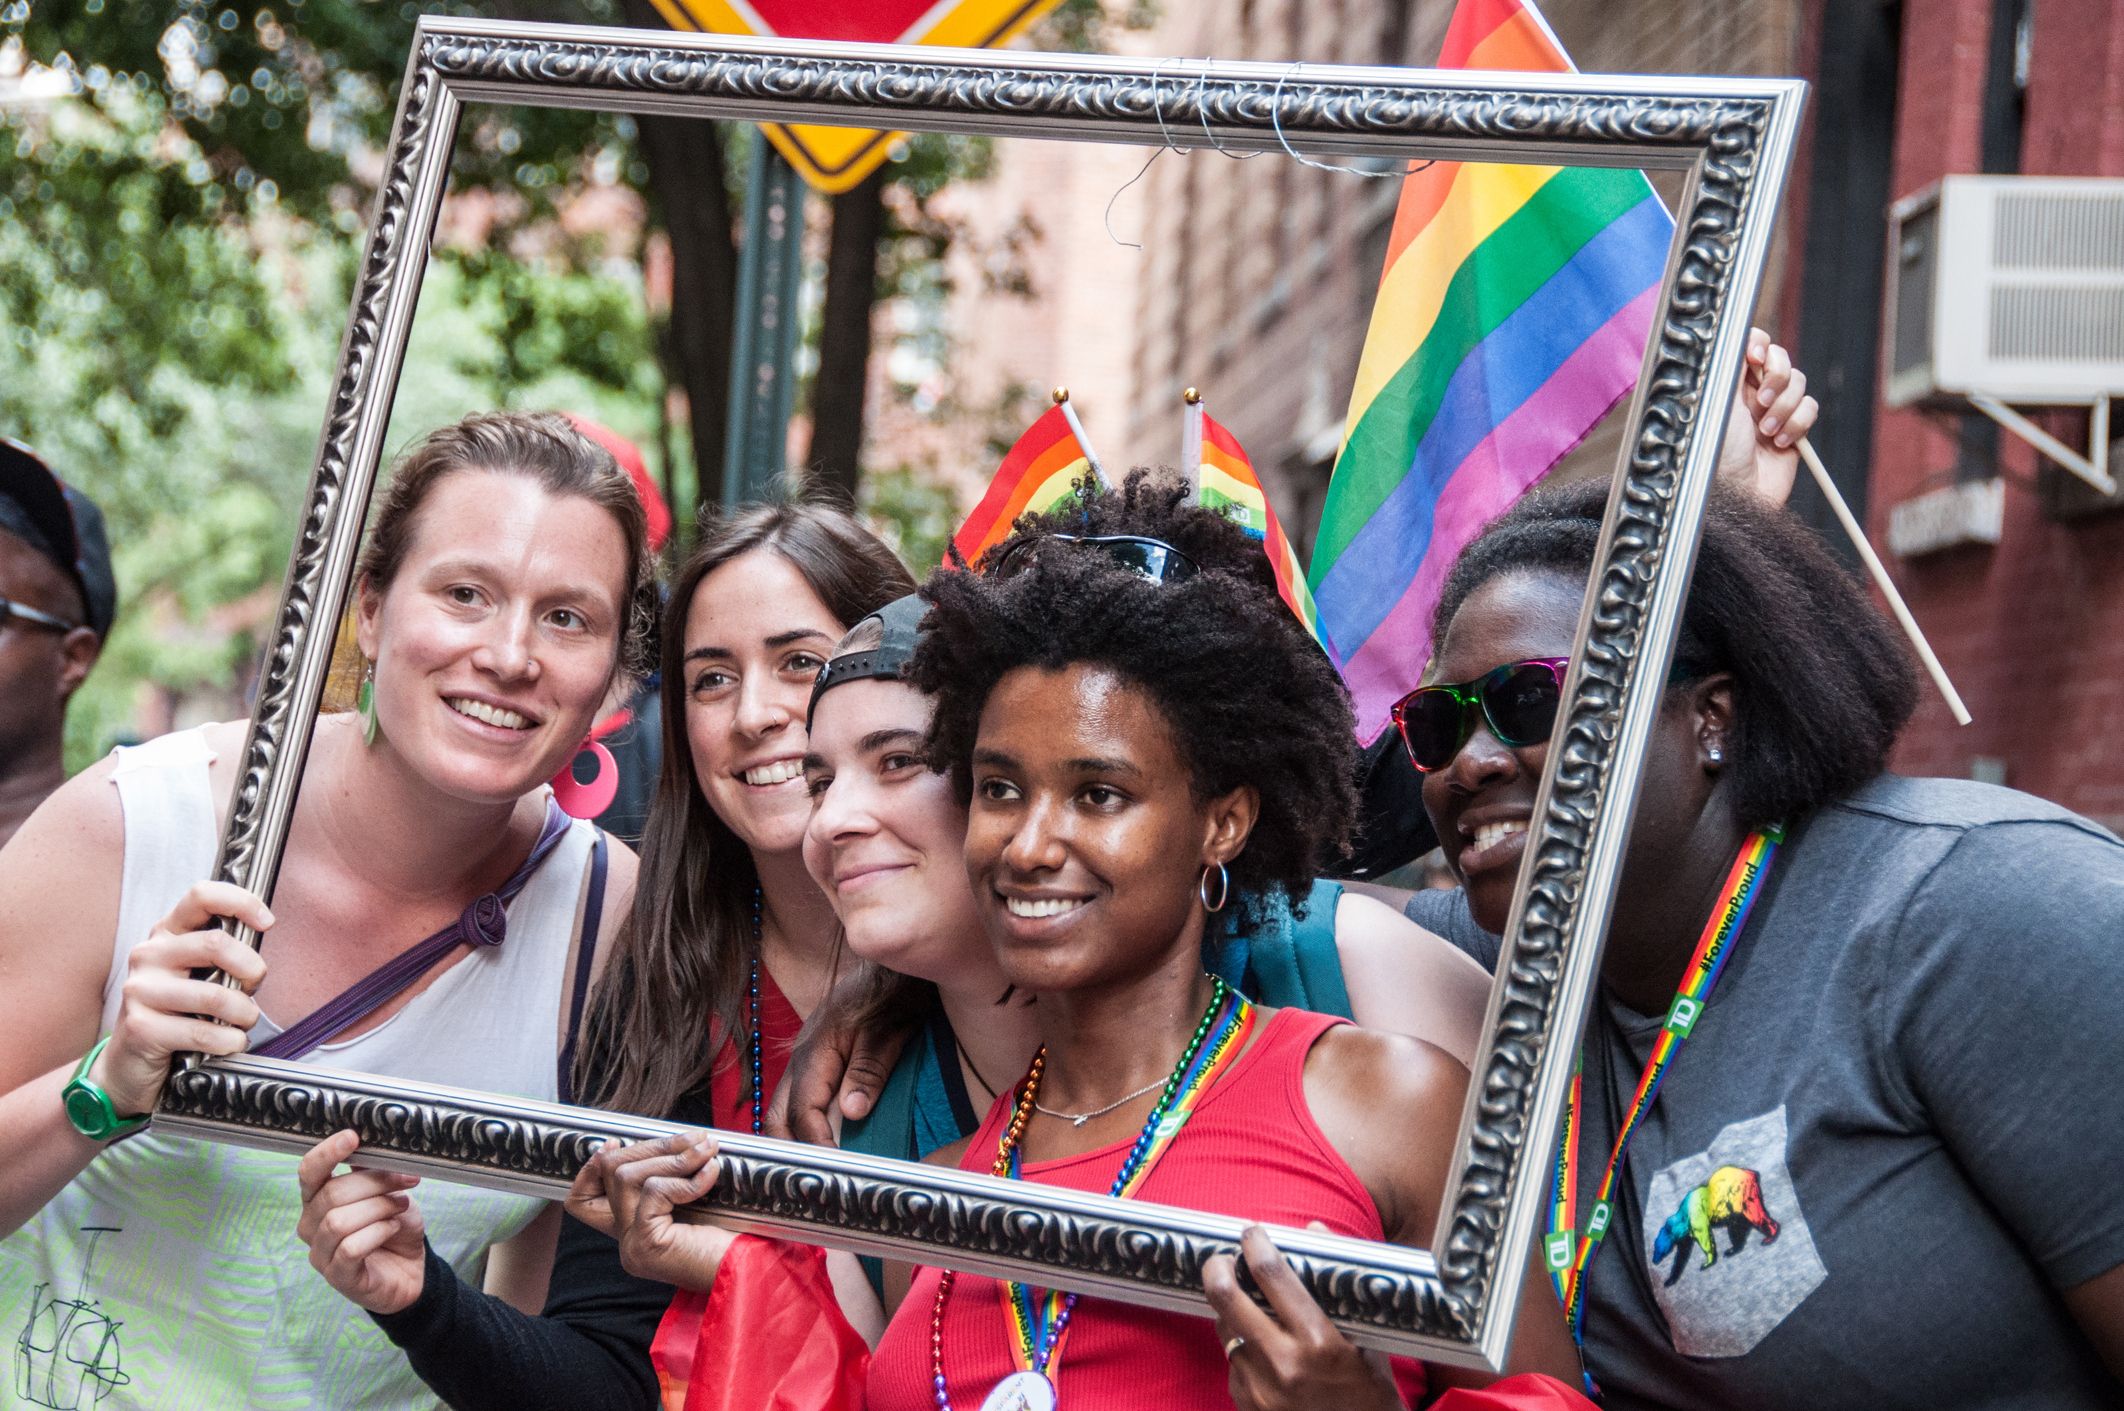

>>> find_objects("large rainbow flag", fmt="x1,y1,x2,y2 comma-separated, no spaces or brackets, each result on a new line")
1309,0,1673,740
952,402,1093,569
1195,409,1322,641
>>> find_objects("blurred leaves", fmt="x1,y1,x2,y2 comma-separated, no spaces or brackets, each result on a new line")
6,1,630,226
858,461,960,577
3,3,656,767
443,247,661,408
2,0,1157,768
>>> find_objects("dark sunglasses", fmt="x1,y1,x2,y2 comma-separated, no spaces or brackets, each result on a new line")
0,594,81,635
1391,657,1570,773
989,533,1199,585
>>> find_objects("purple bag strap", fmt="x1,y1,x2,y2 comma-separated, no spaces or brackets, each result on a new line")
255,799,574,1062
554,828,609,1105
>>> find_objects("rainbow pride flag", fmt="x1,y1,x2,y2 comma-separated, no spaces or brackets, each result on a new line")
952,403,1093,569
1195,410,1322,641
1309,0,1673,740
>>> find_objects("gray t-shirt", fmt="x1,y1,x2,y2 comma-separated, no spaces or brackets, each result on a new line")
1406,774,2124,1409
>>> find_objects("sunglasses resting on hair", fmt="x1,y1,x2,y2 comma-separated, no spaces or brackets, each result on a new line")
990,533,1199,586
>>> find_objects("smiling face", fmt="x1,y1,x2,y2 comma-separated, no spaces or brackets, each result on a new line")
962,662,1255,995
1422,567,1724,936
681,549,846,856
354,470,626,806
1418,570,1581,934
801,677,993,986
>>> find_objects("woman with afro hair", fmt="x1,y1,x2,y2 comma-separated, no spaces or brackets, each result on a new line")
777,476,1497,1154
850,471,1580,1409
934,471,1489,1052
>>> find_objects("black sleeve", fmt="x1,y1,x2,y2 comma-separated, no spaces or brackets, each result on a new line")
370,1212,669,1411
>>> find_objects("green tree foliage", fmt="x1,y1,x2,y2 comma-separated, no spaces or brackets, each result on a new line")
9,1,625,224
858,461,962,577
2,2,659,766
3,0,1155,767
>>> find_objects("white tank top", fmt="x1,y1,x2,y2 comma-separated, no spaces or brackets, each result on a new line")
1,728,598,1411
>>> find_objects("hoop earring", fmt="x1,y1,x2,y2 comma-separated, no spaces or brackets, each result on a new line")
551,739,619,819
356,660,380,747
1198,861,1230,914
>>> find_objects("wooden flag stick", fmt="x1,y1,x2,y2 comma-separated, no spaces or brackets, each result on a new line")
1051,387,1111,488
1796,437,1973,726
1181,387,1205,494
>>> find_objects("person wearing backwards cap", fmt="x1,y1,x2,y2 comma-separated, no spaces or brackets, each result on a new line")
0,437,117,849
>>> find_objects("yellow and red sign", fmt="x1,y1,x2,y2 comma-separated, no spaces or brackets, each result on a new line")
649,0,1068,194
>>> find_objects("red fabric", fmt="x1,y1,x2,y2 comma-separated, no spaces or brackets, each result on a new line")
652,1235,869,1411
650,965,806,1409
567,413,673,551
1431,1373,1601,1411
867,1008,1427,1410
705,960,803,1135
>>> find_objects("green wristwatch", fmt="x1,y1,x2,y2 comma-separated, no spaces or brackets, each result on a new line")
62,1036,151,1141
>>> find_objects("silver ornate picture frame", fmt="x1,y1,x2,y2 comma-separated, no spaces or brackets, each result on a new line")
154,16,1805,1372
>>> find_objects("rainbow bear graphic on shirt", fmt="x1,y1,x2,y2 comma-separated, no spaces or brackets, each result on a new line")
1639,1108,1824,1358
1651,1165,1781,1285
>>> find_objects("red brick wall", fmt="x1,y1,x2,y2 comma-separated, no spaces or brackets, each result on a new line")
1790,0,2124,824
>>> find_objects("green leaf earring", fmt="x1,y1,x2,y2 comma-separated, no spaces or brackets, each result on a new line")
357,661,379,747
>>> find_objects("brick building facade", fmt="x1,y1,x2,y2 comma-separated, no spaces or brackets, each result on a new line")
1116,0,1800,542
880,0,2123,823
1776,0,2124,824
888,1,1801,541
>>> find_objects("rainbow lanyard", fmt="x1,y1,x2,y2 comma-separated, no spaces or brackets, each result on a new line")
1547,825,1785,1341
1002,987,1258,1378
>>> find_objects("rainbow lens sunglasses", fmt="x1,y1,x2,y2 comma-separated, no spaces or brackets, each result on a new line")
1391,657,1571,773
989,533,1199,585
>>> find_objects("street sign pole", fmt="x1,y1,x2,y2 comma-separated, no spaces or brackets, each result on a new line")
721,127,807,505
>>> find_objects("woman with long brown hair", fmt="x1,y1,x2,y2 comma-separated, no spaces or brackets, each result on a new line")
575,501,915,1124
294,499,914,1408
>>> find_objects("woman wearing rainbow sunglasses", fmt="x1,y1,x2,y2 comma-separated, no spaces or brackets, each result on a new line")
1218,414,2124,1404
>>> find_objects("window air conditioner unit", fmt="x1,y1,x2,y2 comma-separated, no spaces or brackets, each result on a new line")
1885,175,2124,409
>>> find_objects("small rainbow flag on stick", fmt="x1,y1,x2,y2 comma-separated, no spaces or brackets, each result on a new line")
1310,0,1674,741
951,389,1107,568
1184,392,1322,642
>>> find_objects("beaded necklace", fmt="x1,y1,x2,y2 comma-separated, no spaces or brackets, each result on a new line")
928,976,1256,1411
745,885,763,1135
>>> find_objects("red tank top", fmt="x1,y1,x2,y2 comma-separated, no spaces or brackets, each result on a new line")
865,1007,1427,1410
705,960,802,1132
650,962,807,1406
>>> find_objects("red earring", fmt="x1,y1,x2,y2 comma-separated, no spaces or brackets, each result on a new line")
551,739,619,819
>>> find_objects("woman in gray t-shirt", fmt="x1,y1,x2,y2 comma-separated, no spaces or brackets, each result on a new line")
1218,475,2124,1410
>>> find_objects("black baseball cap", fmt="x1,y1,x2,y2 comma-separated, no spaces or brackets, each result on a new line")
0,437,117,637
807,593,928,722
